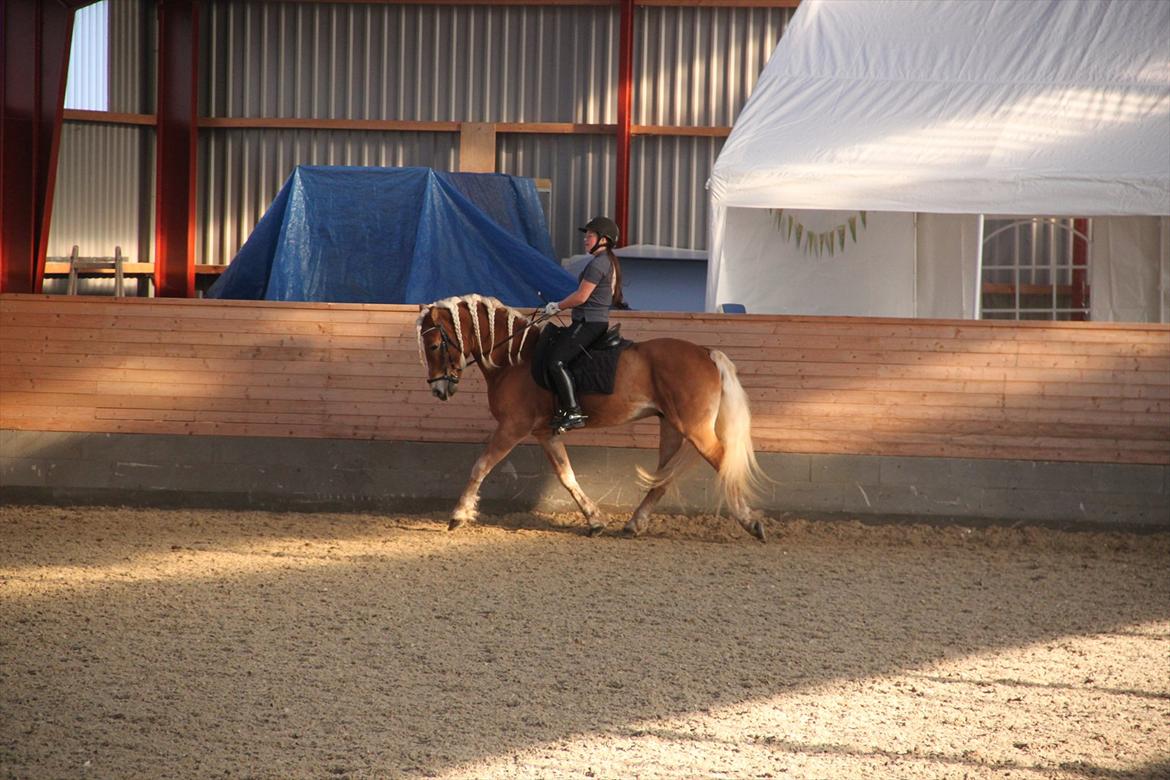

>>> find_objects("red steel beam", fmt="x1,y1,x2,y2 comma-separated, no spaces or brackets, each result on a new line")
1,0,74,294
154,0,199,298
1071,217,1089,321
614,0,634,247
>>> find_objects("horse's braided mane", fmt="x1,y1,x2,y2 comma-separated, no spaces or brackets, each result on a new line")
416,294,544,368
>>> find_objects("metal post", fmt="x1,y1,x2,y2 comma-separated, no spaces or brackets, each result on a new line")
154,0,199,298
1071,217,1089,320
614,0,634,248
973,214,985,319
1,0,73,294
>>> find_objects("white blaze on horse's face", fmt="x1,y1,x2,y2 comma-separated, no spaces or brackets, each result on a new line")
417,308,463,401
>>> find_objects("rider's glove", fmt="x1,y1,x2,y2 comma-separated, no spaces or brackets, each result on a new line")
543,302,561,316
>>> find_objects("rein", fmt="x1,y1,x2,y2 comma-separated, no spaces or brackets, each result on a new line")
423,308,553,382
487,309,552,355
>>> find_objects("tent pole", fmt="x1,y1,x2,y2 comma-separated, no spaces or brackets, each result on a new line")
973,214,985,319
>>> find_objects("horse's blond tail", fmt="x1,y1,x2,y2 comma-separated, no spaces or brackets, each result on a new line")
709,349,768,515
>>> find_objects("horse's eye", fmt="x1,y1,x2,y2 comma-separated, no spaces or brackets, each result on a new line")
429,344,440,351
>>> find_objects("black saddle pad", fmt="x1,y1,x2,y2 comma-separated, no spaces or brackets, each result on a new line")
531,324,634,396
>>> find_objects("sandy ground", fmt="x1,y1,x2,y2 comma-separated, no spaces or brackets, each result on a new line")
0,504,1167,780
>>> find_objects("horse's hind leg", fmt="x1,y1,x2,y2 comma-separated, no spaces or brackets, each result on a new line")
685,425,766,542
538,436,603,536
450,423,527,530
624,418,686,537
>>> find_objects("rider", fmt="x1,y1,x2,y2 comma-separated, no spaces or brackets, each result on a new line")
542,215,627,433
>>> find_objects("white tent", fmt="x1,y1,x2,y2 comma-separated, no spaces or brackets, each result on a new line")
707,0,1170,321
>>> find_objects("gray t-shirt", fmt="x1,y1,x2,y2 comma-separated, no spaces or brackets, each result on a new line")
573,252,614,322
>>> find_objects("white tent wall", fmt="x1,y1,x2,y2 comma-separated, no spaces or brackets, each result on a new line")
715,208,916,316
707,0,1170,321
712,210,1170,321
1091,216,1170,323
710,208,989,318
915,213,981,320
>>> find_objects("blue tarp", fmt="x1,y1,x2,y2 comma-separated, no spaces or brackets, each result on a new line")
206,165,576,306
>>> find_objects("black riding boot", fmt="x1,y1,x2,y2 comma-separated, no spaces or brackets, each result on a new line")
548,361,587,433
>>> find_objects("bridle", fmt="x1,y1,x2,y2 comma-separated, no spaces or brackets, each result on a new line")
421,320,466,387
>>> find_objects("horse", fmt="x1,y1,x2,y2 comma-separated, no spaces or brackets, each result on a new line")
415,294,769,541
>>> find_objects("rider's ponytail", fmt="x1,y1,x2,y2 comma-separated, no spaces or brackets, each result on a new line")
607,247,629,310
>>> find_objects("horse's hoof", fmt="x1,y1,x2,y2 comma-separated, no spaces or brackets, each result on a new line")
750,519,767,543
587,523,606,537
448,517,466,531
622,520,643,538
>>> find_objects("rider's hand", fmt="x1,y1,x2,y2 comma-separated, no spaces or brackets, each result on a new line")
543,301,561,316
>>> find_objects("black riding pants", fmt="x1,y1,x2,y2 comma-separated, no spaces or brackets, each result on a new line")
548,320,608,372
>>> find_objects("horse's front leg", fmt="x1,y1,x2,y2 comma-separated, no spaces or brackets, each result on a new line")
450,423,528,531
537,435,604,536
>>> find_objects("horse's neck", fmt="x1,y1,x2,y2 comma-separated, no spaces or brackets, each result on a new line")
458,305,539,371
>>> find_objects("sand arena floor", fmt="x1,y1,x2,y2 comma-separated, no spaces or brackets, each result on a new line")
1,504,1167,779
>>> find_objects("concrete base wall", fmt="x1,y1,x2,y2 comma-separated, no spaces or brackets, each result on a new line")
2,430,1167,527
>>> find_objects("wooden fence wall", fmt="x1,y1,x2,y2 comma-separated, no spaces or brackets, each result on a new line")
2,294,1168,465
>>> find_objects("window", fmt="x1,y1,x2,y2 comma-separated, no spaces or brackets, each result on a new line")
981,217,1091,321
64,1,109,111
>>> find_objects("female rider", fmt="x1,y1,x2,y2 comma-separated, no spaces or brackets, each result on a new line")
542,215,627,433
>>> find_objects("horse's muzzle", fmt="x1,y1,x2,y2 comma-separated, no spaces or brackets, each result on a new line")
431,379,455,400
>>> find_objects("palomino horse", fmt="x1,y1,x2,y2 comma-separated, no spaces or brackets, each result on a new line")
416,294,768,540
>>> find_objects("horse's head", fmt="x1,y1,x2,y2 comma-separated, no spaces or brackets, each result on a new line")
417,304,466,400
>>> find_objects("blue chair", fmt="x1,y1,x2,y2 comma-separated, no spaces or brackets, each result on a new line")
719,303,747,314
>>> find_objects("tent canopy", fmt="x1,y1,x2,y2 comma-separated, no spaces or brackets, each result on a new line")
207,166,576,307
709,0,1170,217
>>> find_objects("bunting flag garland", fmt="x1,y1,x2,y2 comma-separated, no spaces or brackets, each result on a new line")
770,209,867,257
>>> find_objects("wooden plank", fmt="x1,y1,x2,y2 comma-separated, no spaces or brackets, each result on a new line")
458,122,497,173
3,295,1167,465
7,323,1167,379
493,122,614,135
0,334,1046,371
63,109,155,126
41,262,226,276
199,116,461,132
632,124,730,137
0,294,422,318
2,410,1163,465
5,345,1165,401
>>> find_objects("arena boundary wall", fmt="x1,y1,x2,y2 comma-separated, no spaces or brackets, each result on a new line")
2,295,1168,527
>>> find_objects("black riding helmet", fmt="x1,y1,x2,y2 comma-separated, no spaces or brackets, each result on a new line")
578,216,619,249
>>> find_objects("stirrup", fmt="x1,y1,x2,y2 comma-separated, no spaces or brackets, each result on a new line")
552,408,587,434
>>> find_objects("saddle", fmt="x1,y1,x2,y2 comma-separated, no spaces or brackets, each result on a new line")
531,324,633,396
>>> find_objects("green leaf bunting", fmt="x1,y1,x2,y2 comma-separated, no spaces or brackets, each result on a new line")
768,209,868,257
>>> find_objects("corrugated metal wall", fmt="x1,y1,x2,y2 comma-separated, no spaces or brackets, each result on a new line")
51,1,791,269
47,124,153,263
202,3,618,123
64,2,110,111
198,129,460,267
635,6,787,127
49,0,154,275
